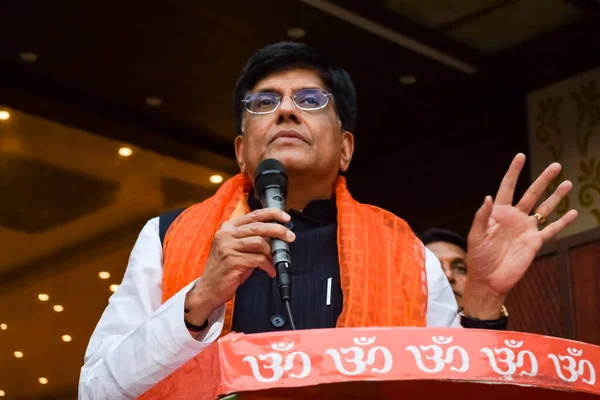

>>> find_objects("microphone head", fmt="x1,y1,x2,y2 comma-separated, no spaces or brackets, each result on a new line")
255,158,289,197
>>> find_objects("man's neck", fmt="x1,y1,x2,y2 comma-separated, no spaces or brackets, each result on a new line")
284,173,337,211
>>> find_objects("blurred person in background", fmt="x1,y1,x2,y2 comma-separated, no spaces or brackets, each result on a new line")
421,228,468,311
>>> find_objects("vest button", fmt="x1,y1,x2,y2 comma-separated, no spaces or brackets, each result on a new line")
270,314,285,328
285,221,294,230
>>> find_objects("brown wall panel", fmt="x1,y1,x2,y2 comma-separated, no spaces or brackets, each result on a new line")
505,254,565,337
570,240,600,345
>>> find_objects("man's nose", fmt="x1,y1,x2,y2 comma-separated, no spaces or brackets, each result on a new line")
276,95,300,123
278,95,297,112
443,266,455,283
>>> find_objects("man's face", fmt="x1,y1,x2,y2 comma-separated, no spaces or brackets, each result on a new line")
234,68,353,183
426,241,467,310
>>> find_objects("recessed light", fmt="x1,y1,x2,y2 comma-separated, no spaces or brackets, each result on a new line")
0,389,5,396
20,51,38,63
118,147,133,157
38,294,49,301
14,351,23,358
0,324,7,330
209,174,223,184
110,284,119,292
145,97,163,107
399,74,417,85
39,377,48,385
62,335,72,342
287,27,306,39
98,271,111,279
53,305,64,312
0,111,10,120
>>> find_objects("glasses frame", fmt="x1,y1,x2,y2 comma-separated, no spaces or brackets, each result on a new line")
242,89,333,115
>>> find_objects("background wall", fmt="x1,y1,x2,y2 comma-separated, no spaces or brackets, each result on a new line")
527,67,600,237
508,70,600,343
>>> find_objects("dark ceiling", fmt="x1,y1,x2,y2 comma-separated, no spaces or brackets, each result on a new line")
0,1,599,398
1,0,595,158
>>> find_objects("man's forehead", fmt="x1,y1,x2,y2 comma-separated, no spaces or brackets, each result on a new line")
252,68,326,91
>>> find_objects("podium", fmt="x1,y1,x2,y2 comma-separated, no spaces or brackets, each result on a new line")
140,328,600,399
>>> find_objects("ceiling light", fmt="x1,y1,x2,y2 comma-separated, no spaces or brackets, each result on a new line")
53,305,64,312
118,147,133,157
20,51,38,63
0,324,7,330
287,27,306,39
38,294,49,301
62,335,72,342
209,174,223,184
399,74,417,85
39,377,48,385
14,351,23,358
0,389,5,396
145,97,163,107
0,111,10,120
98,271,111,279
110,284,119,292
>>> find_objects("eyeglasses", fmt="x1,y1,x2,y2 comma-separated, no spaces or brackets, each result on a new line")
242,88,333,114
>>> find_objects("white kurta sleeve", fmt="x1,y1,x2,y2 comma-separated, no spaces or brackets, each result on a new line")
424,247,461,327
79,217,226,399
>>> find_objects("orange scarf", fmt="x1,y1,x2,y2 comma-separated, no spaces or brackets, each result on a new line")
162,174,427,333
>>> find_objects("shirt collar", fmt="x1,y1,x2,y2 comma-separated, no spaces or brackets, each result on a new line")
247,192,337,225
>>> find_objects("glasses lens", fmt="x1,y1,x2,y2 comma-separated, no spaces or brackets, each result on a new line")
245,92,280,113
293,89,329,110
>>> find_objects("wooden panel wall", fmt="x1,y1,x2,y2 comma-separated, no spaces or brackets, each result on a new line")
570,239,600,345
506,228,600,345
506,255,564,337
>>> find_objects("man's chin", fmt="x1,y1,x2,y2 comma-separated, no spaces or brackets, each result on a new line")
262,151,312,172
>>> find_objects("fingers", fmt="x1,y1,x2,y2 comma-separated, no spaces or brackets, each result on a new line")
232,221,295,242
235,236,272,260
495,153,526,205
540,209,578,242
251,254,277,278
230,253,276,278
531,180,573,217
515,163,563,213
467,195,493,243
230,208,290,227
212,209,294,282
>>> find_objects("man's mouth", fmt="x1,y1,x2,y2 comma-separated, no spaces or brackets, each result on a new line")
270,130,307,144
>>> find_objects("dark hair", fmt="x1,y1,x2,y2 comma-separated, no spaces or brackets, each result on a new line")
420,228,467,252
232,41,357,135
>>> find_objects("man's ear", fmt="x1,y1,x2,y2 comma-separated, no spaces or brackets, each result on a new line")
234,135,246,174
339,131,354,172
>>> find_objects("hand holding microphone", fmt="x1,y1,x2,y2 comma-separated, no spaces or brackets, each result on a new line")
184,159,296,328
254,158,293,302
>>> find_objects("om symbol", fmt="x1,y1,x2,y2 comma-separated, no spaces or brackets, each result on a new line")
243,341,311,383
325,337,393,376
481,339,538,378
405,336,469,373
548,347,596,385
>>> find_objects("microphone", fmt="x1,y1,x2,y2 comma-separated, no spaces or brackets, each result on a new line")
255,158,296,330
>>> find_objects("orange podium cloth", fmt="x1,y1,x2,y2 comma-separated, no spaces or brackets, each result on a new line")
161,174,428,335
139,327,600,399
